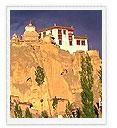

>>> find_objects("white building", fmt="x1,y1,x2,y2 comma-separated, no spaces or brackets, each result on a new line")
38,24,88,54
11,22,88,54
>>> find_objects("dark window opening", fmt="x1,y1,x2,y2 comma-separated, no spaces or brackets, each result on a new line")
58,35,62,39
58,29,62,35
59,40,62,45
63,30,66,34
69,36,72,40
43,31,46,37
77,40,80,45
69,41,72,46
82,40,85,45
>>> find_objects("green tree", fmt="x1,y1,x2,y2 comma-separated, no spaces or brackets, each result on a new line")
41,110,48,118
98,66,102,84
35,66,45,86
79,54,96,118
52,96,58,110
14,103,23,118
25,107,32,118
98,66,102,98
65,101,73,118
98,66,102,116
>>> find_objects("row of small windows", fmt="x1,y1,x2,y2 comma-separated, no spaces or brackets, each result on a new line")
58,30,66,35
39,31,85,46
77,40,85,45
59,39,85,46
69,40,85,46
39,29,72,39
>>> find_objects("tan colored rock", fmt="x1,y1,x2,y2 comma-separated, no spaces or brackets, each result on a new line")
10,38,102,117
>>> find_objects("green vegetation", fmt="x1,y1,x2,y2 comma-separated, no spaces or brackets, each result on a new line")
98,66,102,111
35,66,45,86
41,110,48,118
25,107,32,118
65,101,74,118
14,103,23,118
98,66,102,98
52,96,58,110
79,54,96,118
98,66,102,84
76,108,82,118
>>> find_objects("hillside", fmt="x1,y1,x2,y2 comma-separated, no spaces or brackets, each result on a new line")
10,35,102,118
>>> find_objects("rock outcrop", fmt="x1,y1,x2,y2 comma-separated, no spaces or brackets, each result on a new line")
10,36,102,117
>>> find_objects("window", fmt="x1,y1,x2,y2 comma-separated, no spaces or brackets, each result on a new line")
69,36,72,40
63,30,66,34
58,34,62,45
43,31,46,37
68,30,73,35
69,41,72,46
59,40,62,45
58,29,62,35
77,40,80,45
58,35,62,39
82,40,85,45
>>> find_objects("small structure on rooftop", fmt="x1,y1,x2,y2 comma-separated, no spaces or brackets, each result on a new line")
22,21,39,42
10,33,19,43
10,22,88,54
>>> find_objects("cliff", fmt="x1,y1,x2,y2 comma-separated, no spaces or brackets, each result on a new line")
10,35,102,117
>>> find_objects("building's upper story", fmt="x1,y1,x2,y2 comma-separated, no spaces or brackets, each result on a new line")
37,24,88,54
11,22,88,54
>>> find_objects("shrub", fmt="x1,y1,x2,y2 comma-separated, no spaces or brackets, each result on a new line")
41,110,48,118
25,107,32,118
52,96,58,110
35,66,45,86
14,103,23,118
65,101,74,118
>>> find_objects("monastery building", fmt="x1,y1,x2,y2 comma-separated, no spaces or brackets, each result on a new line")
11,22,88,54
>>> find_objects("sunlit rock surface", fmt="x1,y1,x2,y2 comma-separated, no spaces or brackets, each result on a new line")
10,36,102,117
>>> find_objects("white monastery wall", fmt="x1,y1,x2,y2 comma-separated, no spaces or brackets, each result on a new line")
11,23,88,54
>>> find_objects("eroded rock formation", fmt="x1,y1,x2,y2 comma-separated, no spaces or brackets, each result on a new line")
10,35,102,117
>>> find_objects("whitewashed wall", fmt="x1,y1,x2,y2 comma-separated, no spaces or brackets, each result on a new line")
40,28,88,54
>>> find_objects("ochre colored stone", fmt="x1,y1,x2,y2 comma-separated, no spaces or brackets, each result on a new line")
10,37,102,117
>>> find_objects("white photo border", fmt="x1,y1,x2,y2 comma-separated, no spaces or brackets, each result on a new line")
6,6,107,124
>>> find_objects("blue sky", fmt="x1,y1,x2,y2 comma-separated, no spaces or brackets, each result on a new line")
10,10,102,57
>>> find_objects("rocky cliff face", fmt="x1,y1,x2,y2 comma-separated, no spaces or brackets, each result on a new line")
10,35,102,117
